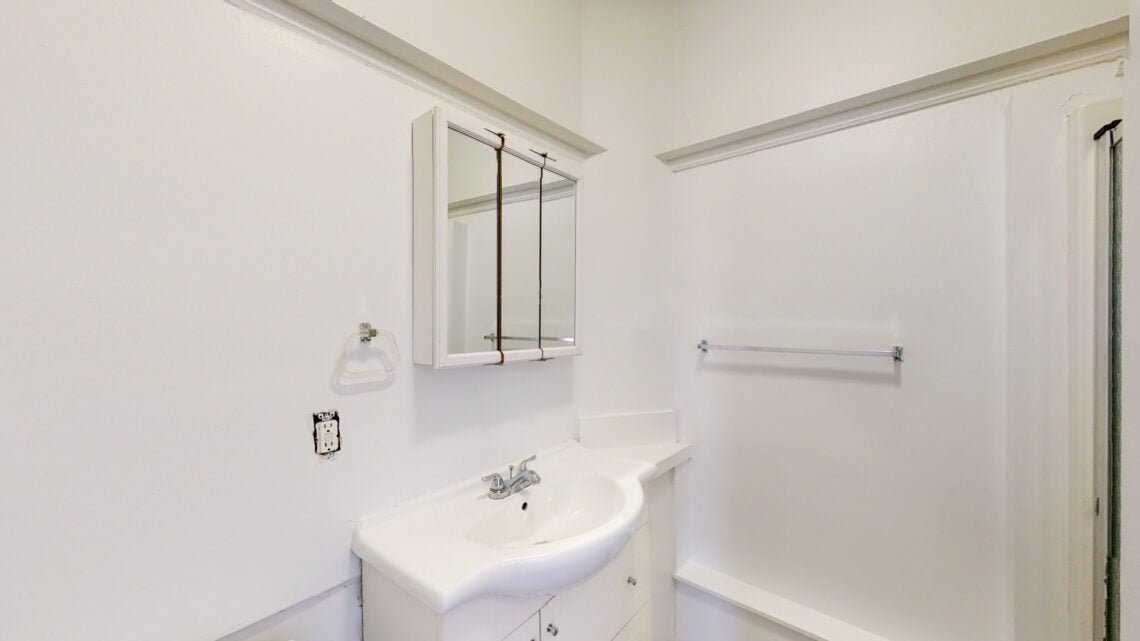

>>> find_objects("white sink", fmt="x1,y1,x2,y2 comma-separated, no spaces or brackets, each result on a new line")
465,475,624,548
351,442,656,612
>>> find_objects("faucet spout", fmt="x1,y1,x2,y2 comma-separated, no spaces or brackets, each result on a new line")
482,455,541,499
507,469,540,493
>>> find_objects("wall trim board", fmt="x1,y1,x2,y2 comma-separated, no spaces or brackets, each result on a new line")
215,576,361,641
674,562,891,641
656,17,1128,172
226,0,606,159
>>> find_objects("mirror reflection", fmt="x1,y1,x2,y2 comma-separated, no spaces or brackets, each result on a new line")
443,124,578,360
498,151,541,351
540,170,576,348
446,127,498,355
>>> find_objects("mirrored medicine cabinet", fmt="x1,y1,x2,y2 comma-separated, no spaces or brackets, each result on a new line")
412,107,580,368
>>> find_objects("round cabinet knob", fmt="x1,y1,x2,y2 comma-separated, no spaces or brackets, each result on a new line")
546,623,559,636
627,576,638,586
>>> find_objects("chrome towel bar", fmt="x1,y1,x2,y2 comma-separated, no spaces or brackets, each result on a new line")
697,340,903,362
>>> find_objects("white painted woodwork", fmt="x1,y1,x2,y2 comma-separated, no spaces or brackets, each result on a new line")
501,613,541,641
671,2,1126,147
671,61,1123,641
360,522,650,641
362,567,549,641
412,107,583,368
574,410,688,640
645,474,676,641
441,594,549,641
675,562,890,641
362,566,438,641
6,0,1132,639
352,443,652,612
1065,98,1125,641
610,604,651,641
219,580,362,641
658,17,1128,172
229,0,604,159
539,525,651,641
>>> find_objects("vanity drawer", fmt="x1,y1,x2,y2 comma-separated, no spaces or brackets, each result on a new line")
539,524,650,641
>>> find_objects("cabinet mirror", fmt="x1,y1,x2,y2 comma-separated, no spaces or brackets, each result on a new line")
413,107,580,368
499,150,541,352
445,127,498,356
540,168,576,349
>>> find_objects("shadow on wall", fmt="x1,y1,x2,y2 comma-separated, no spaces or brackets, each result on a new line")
411,356,576,443
696,357,902,387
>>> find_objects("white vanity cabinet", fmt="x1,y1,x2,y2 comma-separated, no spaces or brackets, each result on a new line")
355,437,689,641
501,613,540,641
538,524,650,640
361,521,650,641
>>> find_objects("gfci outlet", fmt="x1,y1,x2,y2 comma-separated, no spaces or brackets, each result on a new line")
313,410,341,455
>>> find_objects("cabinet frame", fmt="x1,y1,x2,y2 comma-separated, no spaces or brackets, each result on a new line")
412,106,583,369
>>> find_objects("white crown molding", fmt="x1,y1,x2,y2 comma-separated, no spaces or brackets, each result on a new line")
657,17,1129,173
227,0,606,159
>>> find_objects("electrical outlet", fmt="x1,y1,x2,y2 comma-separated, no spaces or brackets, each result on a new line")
313,410,341,455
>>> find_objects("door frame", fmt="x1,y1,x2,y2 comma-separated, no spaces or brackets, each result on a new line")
1067,97,1123,641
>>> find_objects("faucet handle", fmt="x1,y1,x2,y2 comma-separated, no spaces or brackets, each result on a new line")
481,473,505,492
516,454,537,473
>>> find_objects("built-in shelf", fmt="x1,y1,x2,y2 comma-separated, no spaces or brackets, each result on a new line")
674,562,892,641
655,17,1128,172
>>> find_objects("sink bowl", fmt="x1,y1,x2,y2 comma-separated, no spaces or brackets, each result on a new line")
351,442,656,612
465,476,624,548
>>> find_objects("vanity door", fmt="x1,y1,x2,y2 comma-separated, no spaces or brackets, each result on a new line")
539,526,650,640
501,613,540,641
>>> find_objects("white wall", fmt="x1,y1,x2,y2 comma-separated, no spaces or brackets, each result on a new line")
331,0,582,130
670,61,1122,641
4,4,1133,641
0,2,670,641
673,0,1128,147
576,0,677,416
672,90,1008,641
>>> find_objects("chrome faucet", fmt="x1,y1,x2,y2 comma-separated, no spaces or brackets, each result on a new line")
481,454,541,500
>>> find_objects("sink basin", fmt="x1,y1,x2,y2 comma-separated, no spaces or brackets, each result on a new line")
351,442,656,612
465,476,624,548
